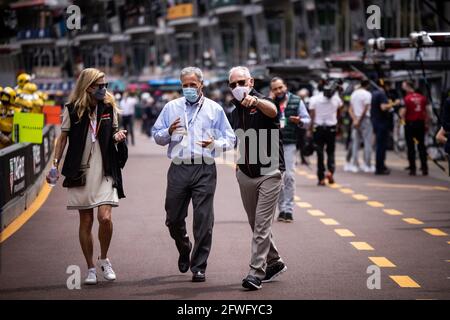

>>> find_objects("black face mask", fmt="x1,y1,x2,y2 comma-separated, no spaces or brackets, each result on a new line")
93,87,106,101
275,93,287,103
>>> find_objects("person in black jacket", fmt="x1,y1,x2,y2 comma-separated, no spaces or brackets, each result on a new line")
46,68,127,285
436,95,450,174
230,66,287,291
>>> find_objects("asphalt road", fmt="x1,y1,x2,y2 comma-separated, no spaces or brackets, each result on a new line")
0,129,449,300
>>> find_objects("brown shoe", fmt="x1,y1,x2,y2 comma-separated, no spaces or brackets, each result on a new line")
326,171,334,184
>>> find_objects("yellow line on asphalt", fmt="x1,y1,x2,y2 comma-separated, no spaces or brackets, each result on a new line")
447,241,450,245
389,276,421,288
367,201,384,208
383,209,404,216
334,229,355,237
423,228,448,236
403,218,424,225
350,242,374,250
296,202,312,208
306,174,316,180
328,183,342,189
320,218,340,226
307,209,326,217
339,188,354,194
369,257,396,267
0,183,52,243
352,194,369,201
294,195,301,201
367,182,450,192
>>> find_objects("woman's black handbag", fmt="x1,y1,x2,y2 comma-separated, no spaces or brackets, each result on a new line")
116,141,128,169
62,171,87,188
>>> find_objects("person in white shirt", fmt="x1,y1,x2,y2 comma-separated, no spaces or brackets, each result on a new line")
119,91,138,145
308,82,343,185
347,80,374,173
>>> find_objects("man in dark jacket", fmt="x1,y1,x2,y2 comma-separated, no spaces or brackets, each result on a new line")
436,95,450,175
230,66,287,291
371,80,399,175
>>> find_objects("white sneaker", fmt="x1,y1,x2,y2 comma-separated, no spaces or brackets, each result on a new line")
84,268,97,285
97,258,116,281
361,164,375,173
347,164,360,173
343,162,352,172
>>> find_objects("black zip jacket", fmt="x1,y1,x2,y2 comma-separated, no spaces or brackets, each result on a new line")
231,89,285,178
61,101,126,199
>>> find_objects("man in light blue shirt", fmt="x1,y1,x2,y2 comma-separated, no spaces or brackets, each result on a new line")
152,66,235,283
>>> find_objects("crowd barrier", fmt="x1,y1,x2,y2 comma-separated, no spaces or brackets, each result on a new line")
0,125,56,232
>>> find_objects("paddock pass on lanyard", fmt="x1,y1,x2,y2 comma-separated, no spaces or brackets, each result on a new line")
180,97,205,148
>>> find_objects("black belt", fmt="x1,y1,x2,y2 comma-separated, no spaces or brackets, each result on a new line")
172,157,215,165
315,125,336,130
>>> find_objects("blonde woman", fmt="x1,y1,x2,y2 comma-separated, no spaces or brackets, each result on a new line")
47,68,127,285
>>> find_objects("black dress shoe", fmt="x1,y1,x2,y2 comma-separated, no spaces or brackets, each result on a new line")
178,241,192,273
375,169,391,175
192,271,206,282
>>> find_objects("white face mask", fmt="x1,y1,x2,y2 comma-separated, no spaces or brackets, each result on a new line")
231,86,250,102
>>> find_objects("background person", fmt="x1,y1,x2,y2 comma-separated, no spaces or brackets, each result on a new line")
348,80,374,173
400,81,429,176
308,81,343,186
371,80,400,175
270,77,310,223
120,91,138,145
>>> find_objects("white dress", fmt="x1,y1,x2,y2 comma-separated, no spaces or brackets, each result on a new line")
61,107,119,210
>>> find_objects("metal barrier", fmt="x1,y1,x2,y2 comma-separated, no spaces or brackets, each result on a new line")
0,125,56,231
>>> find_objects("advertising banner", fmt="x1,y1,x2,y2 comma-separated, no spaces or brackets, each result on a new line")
12,113,45,144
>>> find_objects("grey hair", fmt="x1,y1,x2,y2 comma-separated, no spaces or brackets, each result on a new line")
180,66,203,82
228,66,251,81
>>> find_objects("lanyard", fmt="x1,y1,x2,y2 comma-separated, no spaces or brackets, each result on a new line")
89,106,99,142
184,96,205,131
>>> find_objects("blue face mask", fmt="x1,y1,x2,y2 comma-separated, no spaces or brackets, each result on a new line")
183,88,199,103
93,87,106,101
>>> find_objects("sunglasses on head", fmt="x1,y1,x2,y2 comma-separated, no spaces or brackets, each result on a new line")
92,82,109,90
229,79,247,89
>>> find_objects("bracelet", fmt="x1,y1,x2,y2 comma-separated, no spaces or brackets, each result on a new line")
253,96,259,107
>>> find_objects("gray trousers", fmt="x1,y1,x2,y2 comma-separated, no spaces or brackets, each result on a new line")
165,162,216,273
278,144,296,214
236,169,283,279
351,117,373,167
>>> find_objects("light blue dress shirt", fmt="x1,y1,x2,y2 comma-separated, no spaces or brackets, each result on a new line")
152,96,236,160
